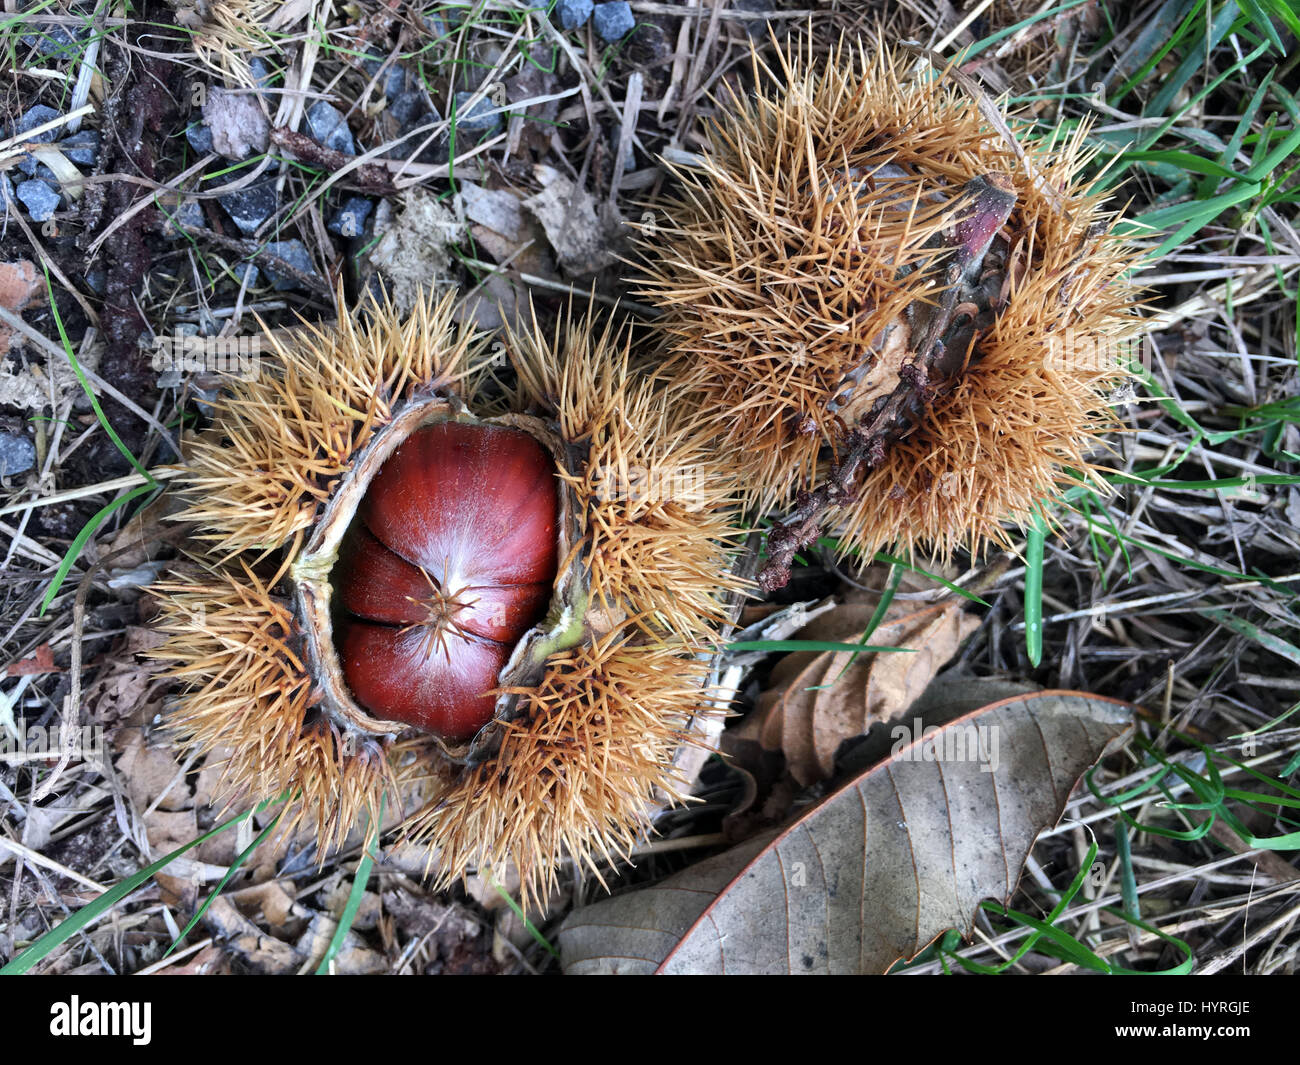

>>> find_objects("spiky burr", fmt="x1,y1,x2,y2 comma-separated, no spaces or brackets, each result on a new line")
151,291,744,908
638,38,1144,587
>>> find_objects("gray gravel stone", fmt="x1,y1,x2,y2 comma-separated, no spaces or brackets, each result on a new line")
388,90,428,127
186,121,214,154
0,434,36,478
306,100,355,155
219,179,278,235
362,55,409,100
250,57,276,89
327,196,373,237
556,0,594,30
15,105,60,143
166,198,205,237
59,130,99,166
592,2,634,41
262,240,319,291
452,92,501,136
21,26,81,57
15,179,59,222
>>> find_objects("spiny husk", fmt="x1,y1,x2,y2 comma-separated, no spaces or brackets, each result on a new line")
152,290,740,909
505,308,748,641
177,290,484,559
639,37,1144,559
186,0,279,89
400,630,714,905
150,559,399,852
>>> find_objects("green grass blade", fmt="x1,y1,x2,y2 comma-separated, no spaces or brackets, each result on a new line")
1024,514,1046,667
315,797,384,975
39,483,155,615
43,267,156,486
489,877,560,959
164,807,287,958
2,792,289,975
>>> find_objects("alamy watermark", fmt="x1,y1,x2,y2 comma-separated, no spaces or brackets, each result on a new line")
589,462,716,506
149,328,260,380
890,717,1000,774
1,716,107,768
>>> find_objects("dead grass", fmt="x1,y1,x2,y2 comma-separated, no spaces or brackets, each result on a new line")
0,0,1297,975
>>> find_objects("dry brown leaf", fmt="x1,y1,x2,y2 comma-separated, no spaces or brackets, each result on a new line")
205,896,299,974
6,643,57,677
202,87,270,159
560,691,1135,974
523,164,620,275
115,730,189,814
864,606,982,728
761,602,978,784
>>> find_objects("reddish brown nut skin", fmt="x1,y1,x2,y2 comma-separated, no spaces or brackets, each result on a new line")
335,421,559,739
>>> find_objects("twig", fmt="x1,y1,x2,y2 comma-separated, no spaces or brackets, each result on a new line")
175,223,332,298
269,127,398,196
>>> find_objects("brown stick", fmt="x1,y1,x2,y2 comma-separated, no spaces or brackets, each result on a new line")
269,127,398,197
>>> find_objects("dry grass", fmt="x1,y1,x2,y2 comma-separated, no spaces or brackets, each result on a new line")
0,0,1296,975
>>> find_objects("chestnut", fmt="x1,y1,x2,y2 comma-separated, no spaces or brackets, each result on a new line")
334,421,559,740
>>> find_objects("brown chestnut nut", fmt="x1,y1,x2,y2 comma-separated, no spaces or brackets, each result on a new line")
334,421,559,739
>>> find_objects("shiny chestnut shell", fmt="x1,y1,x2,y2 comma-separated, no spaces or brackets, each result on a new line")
334,421,559,740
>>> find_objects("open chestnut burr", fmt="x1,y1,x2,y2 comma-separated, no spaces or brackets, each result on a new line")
152,296,743,906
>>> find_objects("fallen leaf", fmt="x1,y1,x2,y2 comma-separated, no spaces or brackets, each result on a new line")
865,607,982,730
523,164,621,275
559,690,1135,974
115,729,190,814
0,260,43,352
460,182,525,239
763,602,979,784
204,897,299,974
6,643,58,677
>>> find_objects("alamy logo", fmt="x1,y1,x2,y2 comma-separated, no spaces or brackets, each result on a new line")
0,717,105,767
150,328,260,379
890,717,1000,773
49,997,151,1045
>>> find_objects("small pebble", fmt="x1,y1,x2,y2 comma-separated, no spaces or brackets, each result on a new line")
556,0,594,31
21,26,80,57
362,55,409,100
86,266,106,295
166,198,205,237
327,196,373,237
233,262,260,288
306,101,355,155
388,91,428,128
15,179,59,222
249,57,276,89
262,240,319,291
0,433,36,478
58,130,99,166
592,2,635,42
186,121,215,155
386,100,448,164
218,179,278,235
15,105,61,143
452,92,501,136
